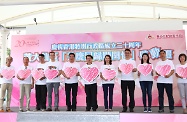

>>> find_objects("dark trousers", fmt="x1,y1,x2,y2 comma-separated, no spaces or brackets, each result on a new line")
157,83,174,110
35,85,47,109
102,84,114,109
85,83,98,110
140,81,153,108
65,83,78,109
121,80,135,109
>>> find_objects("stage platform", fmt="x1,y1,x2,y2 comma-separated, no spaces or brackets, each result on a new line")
0,107,187,122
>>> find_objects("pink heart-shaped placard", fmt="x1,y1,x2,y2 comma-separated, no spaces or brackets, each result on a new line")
64,67,78,78
176,67,187,79
17,69,31,79
102,69,116,80
32,70,45,81
80,67,99,82
137,64,152,76
44,69,59,80
155,65,171,76
119,63,133,74
1,69,15,80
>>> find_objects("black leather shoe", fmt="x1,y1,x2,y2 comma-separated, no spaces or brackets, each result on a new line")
72,109,76,111
158,109,164,113
54,108,60,111
92,109,96,111
66,109,71,111
170,110,174,113
46,108,52,111
130,108,134,112
86,109,90,111
122,108,127,112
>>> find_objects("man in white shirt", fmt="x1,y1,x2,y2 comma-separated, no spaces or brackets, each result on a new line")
156,50,175,113
62,53,80,111
34,54,47,111
81,55,98,111
118,49,137,112
0,57,14,112
46,52,62,111
17,57,34,112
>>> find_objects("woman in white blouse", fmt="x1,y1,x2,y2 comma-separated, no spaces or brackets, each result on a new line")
100,55,116,111
138,53,153,113
175,53,187,114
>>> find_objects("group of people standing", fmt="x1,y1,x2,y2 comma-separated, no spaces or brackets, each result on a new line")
0,49,187,114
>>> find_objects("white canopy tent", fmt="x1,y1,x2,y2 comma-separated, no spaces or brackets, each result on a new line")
0,0,187,27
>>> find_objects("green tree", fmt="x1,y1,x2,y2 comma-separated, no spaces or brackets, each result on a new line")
7,48,10,56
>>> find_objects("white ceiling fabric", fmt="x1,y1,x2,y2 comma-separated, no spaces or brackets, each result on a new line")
0,0,186,27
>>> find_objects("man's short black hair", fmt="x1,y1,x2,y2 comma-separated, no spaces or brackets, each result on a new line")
125,49,131,53
39,54,45,57
86,55,93,59
49,51,55,55
69,53,75,57
159,50,166,54
23,57,29,60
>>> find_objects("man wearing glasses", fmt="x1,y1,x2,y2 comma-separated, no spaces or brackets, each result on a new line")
118,49,137,113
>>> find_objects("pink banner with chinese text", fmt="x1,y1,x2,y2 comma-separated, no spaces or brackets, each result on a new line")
10,30,186,107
